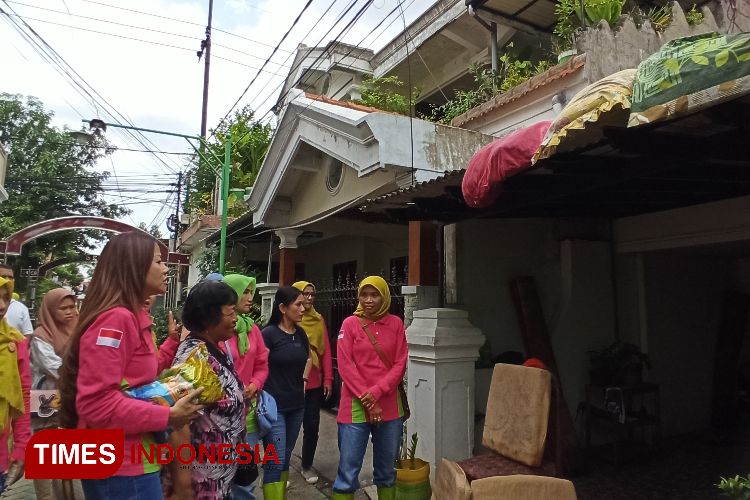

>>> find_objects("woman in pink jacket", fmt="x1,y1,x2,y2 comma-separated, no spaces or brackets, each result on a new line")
59,232,203,500
0,276,30,495
332,276,408,500
222,274,269,500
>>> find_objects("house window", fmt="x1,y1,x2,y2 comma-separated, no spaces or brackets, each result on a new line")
326,157,345,194
332,260,357,286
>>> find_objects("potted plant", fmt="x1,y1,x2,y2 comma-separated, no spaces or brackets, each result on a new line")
554,0,579,62
395,433,431,500
587,342,651,386
718,475,750,499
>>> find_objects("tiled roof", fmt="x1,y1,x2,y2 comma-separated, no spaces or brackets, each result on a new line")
304,93,403,116
451,54,586,128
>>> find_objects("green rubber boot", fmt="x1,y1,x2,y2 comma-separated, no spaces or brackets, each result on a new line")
263,481,285,500
332,493,355,500
377,486,397,500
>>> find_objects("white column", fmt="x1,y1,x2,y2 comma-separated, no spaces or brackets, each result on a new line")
274,229,304,249
256,283,279,323
406,308,485,479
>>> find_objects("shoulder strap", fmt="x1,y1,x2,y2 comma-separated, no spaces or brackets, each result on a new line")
356,317,392,370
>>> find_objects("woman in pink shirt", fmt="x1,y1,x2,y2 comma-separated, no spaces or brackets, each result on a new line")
332,276,408,500
0,277,31,495
58,232,204,500
292,281,333,485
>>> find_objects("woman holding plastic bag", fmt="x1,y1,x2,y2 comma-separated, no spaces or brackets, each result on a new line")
59,232,204,500
261,286,311,499
163,280,248,500
221,274,268,500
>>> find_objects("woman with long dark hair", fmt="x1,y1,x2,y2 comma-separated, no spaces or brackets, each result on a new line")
164,280,247,500
332,276,408,500
59,232,203,500
261,286,311,499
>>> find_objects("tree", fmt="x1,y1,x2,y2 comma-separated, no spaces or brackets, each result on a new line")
137,222,163,239
184,105,273,217
0,94,129,284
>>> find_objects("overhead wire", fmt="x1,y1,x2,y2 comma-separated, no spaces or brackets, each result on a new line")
1,1,184,176
79,0,292,53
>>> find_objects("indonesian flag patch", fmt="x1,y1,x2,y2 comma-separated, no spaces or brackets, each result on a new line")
96,328,124,348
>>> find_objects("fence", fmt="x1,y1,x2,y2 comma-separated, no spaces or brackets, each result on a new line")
312,267,407,409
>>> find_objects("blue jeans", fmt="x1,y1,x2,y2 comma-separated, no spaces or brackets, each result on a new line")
81,472,163,500
333,418,403,494
232,431,259,500
262,408,304,484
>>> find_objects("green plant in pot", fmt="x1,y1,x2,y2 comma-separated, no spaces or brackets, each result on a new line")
395,433,431,500
587,342,651,386
718,475,750,499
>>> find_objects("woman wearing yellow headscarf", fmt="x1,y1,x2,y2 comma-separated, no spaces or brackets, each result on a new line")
292,281,333,485
0,277,31,492
332,276,407,500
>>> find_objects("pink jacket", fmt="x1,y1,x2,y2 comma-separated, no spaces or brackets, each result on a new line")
157,336,179,374
336,315,408,424
76,307,170,476
220,324,269,391
0,339,31,473
306,322,333,390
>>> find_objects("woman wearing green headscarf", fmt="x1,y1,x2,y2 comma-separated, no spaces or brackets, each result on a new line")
221,274,269,500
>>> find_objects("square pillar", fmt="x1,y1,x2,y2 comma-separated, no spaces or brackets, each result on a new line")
408,221,438,286
275,229,304,287
256,283,279,323
406,308,485,479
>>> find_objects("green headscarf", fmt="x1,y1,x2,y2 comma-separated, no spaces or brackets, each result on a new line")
222,274,257,356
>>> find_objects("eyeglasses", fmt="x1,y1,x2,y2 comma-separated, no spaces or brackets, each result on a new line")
302,292,316,298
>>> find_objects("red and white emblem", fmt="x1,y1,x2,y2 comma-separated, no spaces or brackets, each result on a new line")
96,329,124,348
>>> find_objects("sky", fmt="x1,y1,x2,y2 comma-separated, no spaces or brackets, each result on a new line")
1,0,435,236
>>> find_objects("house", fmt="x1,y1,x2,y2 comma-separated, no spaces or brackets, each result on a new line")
198,0,750,480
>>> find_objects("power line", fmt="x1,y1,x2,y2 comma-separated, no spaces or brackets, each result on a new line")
1,1,187,175
215,0,317,132
5,13,291,75
79,0,292,53
5,2,292,69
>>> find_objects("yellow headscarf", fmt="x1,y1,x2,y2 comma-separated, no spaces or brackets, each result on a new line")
354,276,391,322
293,281,326,369
0,277,25,434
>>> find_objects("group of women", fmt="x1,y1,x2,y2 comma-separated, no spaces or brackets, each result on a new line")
2,230,408,500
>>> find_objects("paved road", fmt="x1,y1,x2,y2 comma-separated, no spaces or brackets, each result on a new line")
1,411,376,500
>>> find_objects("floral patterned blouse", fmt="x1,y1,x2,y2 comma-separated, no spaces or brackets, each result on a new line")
162,335,246,500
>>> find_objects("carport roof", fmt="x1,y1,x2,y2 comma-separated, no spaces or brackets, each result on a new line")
360,94,750,222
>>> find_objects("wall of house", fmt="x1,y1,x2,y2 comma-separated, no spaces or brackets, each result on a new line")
456,218,617,415
296,232,409,285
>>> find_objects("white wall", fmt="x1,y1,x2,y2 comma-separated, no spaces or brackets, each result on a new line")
456,218,617,414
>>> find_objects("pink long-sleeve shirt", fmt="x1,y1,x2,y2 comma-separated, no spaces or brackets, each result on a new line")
336,314,408,424
306,321,333,390
221,324,269,392
76,307,170,476
156,335,179,374
0,339,31,473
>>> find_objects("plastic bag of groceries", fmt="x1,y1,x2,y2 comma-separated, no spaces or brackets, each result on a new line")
124,343,225,406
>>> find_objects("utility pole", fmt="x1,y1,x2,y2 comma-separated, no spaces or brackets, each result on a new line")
174,171,183,242
199,0,214,139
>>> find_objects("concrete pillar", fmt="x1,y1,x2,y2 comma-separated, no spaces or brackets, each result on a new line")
402,285,439,329
444,223,457,305
256,283,279,323
406,308,485,479
275,229,303,286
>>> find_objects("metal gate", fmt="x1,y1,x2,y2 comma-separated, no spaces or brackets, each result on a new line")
312,268,406,409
